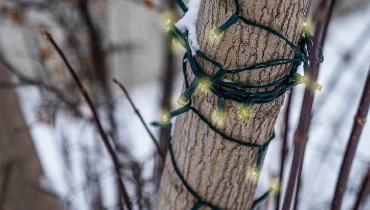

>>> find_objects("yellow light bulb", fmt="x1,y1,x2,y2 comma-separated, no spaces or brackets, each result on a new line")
315,84,323,91
209,28,221,40
244,167,260,184
301,75,308,83
161,114,169,122
238,109,251,121
201,80,211,89
164,19,171,32
177,95,187,107
199,78,212,93
302,19,313,36
270,179,281,194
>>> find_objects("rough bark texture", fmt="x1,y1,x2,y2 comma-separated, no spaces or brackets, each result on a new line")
156,0,309,209
0,66,60,210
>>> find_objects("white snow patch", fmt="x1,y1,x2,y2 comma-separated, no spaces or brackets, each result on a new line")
175,0,201,55
222,79,233,83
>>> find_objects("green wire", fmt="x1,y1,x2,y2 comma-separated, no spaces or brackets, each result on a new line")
153,0,323,209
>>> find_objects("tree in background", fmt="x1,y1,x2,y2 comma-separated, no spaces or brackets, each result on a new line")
0,62,60,210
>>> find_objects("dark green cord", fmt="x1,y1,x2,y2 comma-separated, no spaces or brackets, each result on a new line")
166,123,275,210
153,0,323,209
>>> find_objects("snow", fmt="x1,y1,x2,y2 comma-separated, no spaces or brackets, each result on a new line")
175,0,201,55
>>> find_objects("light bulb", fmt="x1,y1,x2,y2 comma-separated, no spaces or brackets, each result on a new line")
238,108,251,121
199,78,212,93
209,28,221,40
164,19,171,32
315,84,322,91
177,95,187,107
161,114,169,122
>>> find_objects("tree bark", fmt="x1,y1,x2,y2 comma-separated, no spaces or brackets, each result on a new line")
156,0,309,209
0,65,60,210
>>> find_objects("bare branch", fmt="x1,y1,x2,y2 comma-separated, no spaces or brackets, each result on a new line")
0,51,84,117
113,79,165,160
353,167,370,210
43,29,132,210
331,69,370,209
276,90,294,210
282,0,338,209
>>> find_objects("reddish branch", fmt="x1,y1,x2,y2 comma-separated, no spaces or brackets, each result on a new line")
331,69,370,210
43,29,132,210
276,90,293,210
0,163,13,210
77,0,108,93
113,79,165,160
353,167,370,210
281,0,337,209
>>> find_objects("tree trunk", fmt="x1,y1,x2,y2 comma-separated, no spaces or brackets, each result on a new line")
0,65,60,210
156,0,309,209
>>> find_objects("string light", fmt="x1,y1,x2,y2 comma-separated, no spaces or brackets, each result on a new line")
161,114,169,122
164,19,171,32
314,83,323,91
302,19,315,36
209,28,221,40
161,9,176,33
176,94,187,107
270,178,281,194
199,78,212,92
245,166,261,185
297,75,322,91
211,109,225,127
152,0,323,209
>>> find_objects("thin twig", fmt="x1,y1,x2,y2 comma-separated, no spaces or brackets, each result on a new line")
353,167,370,210
281,0,337,209
331,69,370,210
293,172,303,210
113,79,165,160
0,51,83,118
42,29,132,210
0,163,13,210
276,90,293,210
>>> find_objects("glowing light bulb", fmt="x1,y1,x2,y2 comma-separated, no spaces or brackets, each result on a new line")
301,75,308,83
177,95,187,107
161,10,175,32
164,19,171,32
238,108,251,122
315,84,323,91
302,19,314,36
199,78,212,92
270,179,281,194
209,28,221,40
201,80,211,89
245,167,260,184
161,114,169,122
